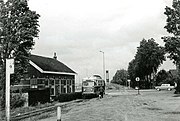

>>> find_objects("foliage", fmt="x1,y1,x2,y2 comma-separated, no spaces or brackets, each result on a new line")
127,59,138,88
111,69,128,85
135,38,165,78
162,0,180,65
1,93,26,109
128,38,165,88
127,59,136,80
0,0,40,96
155,69,169,86
10,93,26,109
162,0,180,93
55,92,82,102
155,69,178,87
174,77,180,94
164,0,180,36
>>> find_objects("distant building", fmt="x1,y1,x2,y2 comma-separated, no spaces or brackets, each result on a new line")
13,54,76,97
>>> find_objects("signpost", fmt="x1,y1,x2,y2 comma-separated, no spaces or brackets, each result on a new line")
135,77,140,95
127,79,131,89
6,58,14,121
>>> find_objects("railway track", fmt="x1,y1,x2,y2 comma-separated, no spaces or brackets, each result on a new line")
10,99,84,121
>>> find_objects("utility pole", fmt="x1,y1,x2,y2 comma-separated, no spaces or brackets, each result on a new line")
6,59,14,121
99,51,105,81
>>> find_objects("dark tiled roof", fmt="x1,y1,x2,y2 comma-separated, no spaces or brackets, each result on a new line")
30,54,76,74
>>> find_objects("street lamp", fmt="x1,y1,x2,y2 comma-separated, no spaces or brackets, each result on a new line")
99,50,105,81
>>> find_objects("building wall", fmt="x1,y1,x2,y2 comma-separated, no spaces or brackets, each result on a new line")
21,64,75,96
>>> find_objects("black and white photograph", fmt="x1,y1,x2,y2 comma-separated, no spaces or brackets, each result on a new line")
0,0,180,120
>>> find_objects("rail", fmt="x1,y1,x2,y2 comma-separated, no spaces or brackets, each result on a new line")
10,99,84,121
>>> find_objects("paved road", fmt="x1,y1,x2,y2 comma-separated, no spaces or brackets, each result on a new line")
106,89,157,95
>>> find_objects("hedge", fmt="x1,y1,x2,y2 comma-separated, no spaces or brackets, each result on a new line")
55,92,82,102
0,93,26,109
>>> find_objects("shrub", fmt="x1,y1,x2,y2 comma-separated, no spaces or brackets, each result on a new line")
55,92,82,102
0,93,26,109
174,77,180,94
10,93,26,109
82,94,98,99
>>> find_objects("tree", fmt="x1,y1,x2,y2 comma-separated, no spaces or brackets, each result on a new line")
155,69,169,86
0,0,40,100
128,38,165,88
162,0,180,93
111,69,128,85
127,59,137,88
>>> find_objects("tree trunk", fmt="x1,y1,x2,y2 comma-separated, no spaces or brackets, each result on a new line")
175,63,180,94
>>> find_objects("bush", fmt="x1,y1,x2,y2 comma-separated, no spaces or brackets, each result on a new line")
55,92,82,102
173,77,180,94
82,94,98,99
0,93,26,109
11,93,26,109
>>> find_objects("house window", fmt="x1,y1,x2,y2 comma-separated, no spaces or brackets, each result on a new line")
50,88,55,96
37,78,45,88
61,79,66,93
49,79,55,86
55,79,59,85
45,79,49,87
49,79,55,96
31,85,37,88
67,79,70,93
67,79,73,93
72,79,75,92
30,78,37,88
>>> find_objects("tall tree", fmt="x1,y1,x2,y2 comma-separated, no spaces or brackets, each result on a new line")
127,59,138,88
129,38,165,88
162,0,180,93
0,0,40,98
111,69,128,85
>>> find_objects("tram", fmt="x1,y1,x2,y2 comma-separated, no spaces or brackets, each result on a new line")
82,74,105,96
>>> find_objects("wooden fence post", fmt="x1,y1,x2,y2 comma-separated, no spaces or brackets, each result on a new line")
57,106,61,121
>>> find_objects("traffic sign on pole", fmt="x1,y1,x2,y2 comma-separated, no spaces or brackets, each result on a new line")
135,77,140,95
127,79,131,89
135,77,140,82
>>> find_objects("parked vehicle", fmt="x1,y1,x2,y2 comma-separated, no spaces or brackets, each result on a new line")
155,84,174,91
82,75,105,97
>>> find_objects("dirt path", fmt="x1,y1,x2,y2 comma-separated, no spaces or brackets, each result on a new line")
40,90,180,121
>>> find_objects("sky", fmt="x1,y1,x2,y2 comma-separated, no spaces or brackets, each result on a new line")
28,0,176,83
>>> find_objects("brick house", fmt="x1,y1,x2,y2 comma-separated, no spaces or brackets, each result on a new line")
17,54,76,97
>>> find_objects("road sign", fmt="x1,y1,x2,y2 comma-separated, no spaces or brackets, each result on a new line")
135,77,140,95
135,77,140,81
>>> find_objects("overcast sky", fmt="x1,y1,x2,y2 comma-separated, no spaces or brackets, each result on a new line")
28,0,176,82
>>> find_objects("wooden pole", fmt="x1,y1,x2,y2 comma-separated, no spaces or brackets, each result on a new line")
57,106,61,121
6,60,10,121
5,59,14,121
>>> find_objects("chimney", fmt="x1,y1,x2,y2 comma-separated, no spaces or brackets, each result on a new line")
53,52,57,60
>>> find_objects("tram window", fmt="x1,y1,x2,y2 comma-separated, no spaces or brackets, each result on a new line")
88,82,94,86
83,82,88,86
97,80,103,86
83,81,94,87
